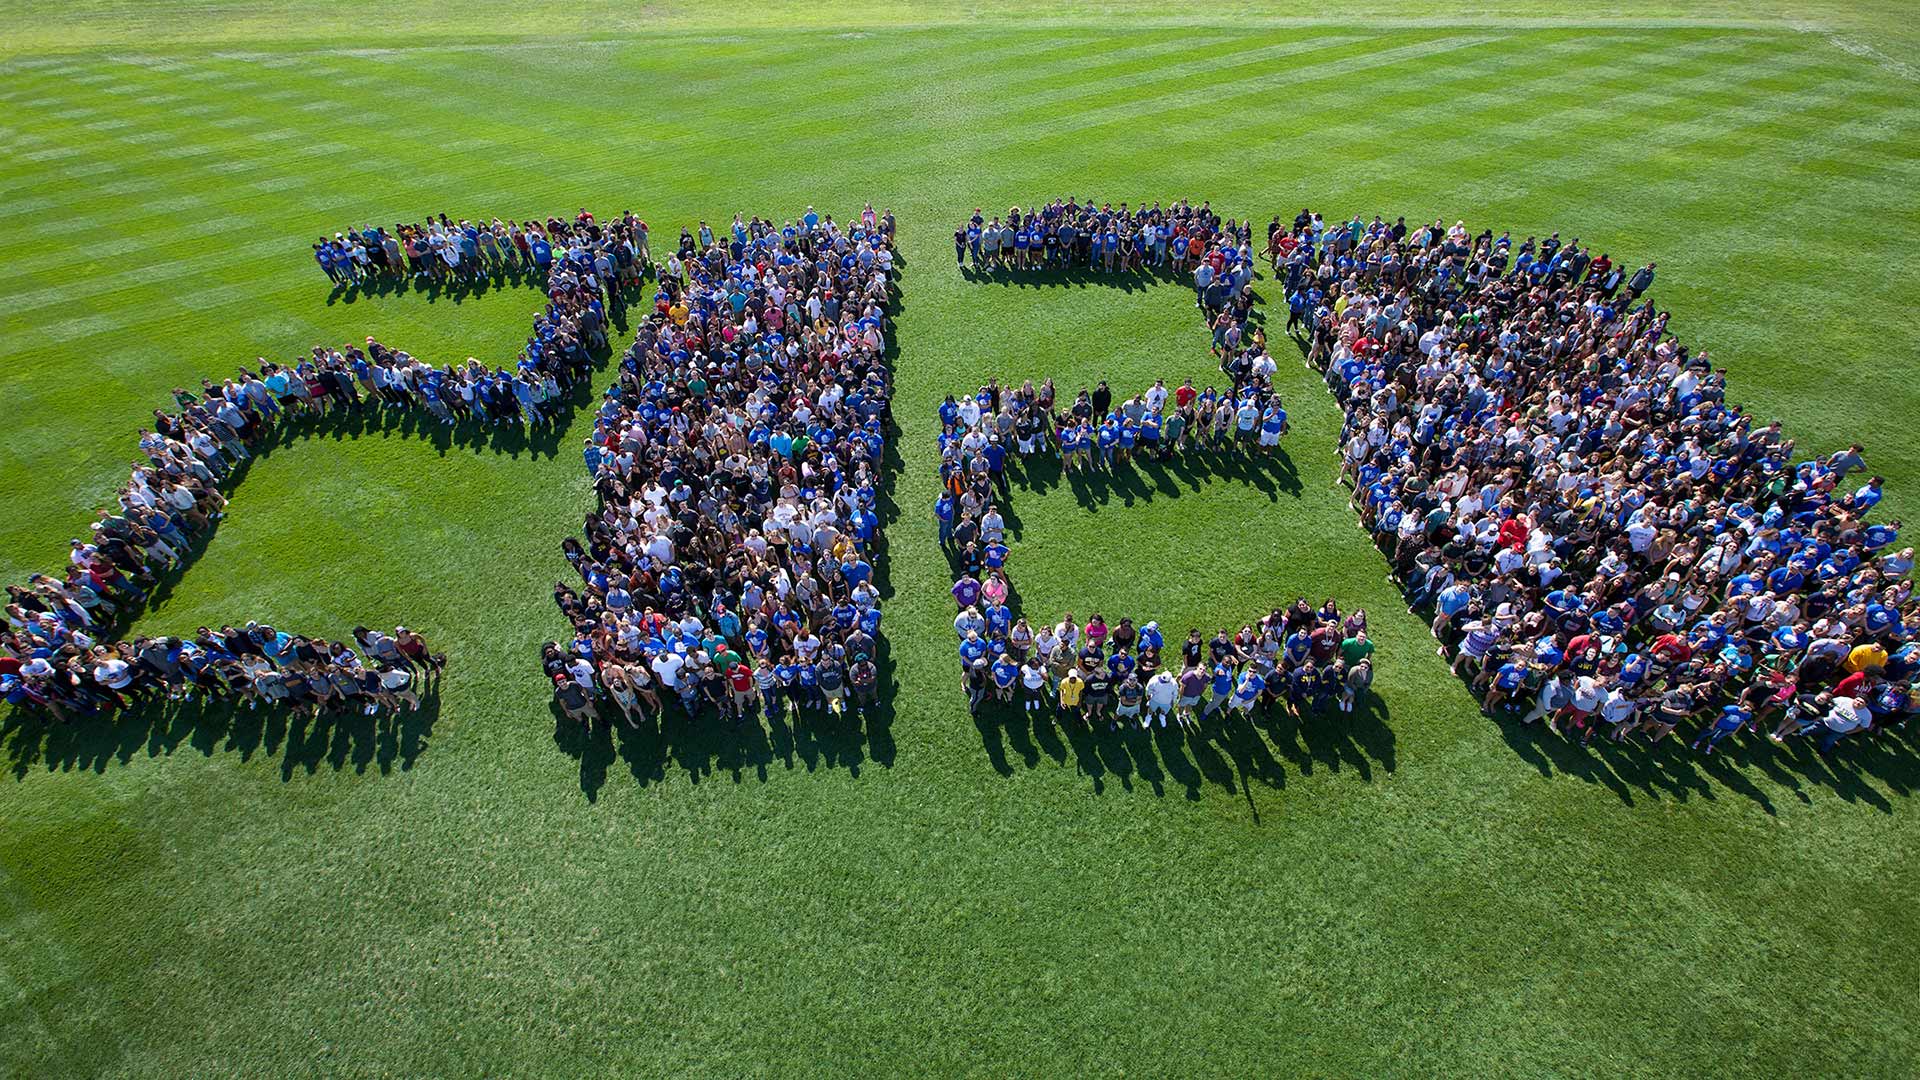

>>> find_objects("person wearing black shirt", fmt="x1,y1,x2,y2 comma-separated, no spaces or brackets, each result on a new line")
1082,669,1113,726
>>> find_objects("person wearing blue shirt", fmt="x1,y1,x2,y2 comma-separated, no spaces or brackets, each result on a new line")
1284,628,1313,665
983,541,1009,570
1204,662,1236,720
935,492,957,547
1259,404,1288,449
845,557,873,587
1692,703,1751,755
990,656,1020,703
958,633,989,669
1865,603,1900,636
985,603,1012,637
1137,622,1165,653
1485,659,1528,714
1229,669,1267,715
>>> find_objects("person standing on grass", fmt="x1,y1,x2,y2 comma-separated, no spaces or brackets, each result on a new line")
1057,666,1086,725
554,672,596,731
603,664,646,728
991,652,1019,706
1229,665,1267,719
1020,657,1048,715
1692,702,1751,756
1114,672,1145,729
1627,261,1655,299
1146,668,1179,728
727,659,757,724
849,656,879,719
1258,399,1288,451
1082,665,1113,728
816,655,847,718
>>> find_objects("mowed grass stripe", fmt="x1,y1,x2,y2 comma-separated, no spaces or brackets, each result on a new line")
994,32,1503,148
983,29,1449,134
1179,31,1758,170
1230,34,1822,210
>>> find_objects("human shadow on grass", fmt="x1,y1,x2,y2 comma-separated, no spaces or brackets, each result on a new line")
1489,709,1918,816
325,260,545,306
0,679,441,781
1007,442,1302,513
945,447,1302,584
973,692,1391,820
957,262,1268,321
959,263,1164,293
554,639,898,800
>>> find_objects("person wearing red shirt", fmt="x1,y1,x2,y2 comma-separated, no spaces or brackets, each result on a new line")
1650,633,1693,667
727,661,756,720
1498,515,1529,552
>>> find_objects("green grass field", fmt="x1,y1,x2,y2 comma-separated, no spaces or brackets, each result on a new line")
3,3,1919,1075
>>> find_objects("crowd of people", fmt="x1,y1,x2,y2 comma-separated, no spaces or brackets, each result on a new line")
542,204,898,734
314,210,652,290
1286,208,1913,756
3,622,441,723
957,198,1250,287
940,198,1375,729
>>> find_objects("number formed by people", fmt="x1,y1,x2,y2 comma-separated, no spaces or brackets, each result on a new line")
943,199,1380,795
1305,211,1913,760
536,206,901,785
0,206,652,761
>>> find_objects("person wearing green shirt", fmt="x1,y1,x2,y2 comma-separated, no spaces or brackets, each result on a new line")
1340,631,1375,667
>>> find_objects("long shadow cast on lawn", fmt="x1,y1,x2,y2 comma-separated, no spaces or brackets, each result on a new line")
552,637,898,799
324,258,545,306
973,691,1395,822
0,677,442,780
1489,708,1920,816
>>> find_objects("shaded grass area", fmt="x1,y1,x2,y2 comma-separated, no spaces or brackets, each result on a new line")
0,10,1918,1077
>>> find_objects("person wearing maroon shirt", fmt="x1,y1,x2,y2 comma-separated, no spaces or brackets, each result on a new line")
1309,623,1340,664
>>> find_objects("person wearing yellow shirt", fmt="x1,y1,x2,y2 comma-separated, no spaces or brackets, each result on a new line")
1845,641,1889,674
1057,666,1086,723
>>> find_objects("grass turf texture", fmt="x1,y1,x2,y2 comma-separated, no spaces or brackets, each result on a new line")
2,4,1919,1075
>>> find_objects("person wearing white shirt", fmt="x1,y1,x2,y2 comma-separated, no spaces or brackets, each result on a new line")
1145,670,1180,727
1814,696,1870,752
650,650,685,691
644,533,674,566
